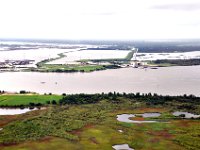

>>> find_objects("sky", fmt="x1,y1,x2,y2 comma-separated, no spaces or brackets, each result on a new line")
0,0,200,40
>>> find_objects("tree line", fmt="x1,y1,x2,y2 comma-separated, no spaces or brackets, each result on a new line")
153,59,200,66
1,92,200,112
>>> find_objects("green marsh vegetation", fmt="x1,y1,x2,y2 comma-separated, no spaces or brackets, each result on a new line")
0,92,200,150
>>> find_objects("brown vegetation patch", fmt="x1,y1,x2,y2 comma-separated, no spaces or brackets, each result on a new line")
0,142,17,147
89,137,99,144
148,137,160,143
70,129,82,136
147,130,173,139
39,136,53,142
173,120,199,128
70,124,94,136
84,124,94,129
0,115,19,127
129,117,145,121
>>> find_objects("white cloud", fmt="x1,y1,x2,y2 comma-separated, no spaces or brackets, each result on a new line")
0,0,200,40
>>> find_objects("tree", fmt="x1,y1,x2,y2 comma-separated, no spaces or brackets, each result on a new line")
51,100,57,105
62,93,66,96
46,101,51,104
20,90,26,94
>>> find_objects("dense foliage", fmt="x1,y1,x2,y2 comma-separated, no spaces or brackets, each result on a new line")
153,59,200,66
59,92,200,113
0,101,129,144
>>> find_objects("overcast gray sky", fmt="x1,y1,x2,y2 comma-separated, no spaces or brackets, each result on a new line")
0,0,200,40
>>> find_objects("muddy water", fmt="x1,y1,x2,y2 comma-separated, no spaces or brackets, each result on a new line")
0,66,200,95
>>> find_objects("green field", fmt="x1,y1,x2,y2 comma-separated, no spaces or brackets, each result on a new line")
0,95,62,106
0,94,200,149
36,64,106,72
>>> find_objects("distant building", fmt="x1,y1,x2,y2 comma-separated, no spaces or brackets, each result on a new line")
130,60,147,68
5,59,35,65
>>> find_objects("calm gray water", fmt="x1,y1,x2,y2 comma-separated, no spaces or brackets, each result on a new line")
0,108,37,115
112,144,134,150
0,66,200,96
116,113,161,123
173,111,200,118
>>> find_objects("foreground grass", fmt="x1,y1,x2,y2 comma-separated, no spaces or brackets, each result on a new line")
0,95,200,149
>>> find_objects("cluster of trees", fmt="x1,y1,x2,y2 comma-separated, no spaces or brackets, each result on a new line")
104,65,121,69
57,92,200,113
38,65,120,73
59,92,200,106
0,103,43,109
153,59,200,66
50,69,80,73
59,94,104,105
1,90,30,94
0,90,5,94
19,90,27,94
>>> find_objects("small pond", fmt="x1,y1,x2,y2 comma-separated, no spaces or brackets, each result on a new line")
112,144,134,150
173,111,200,119
0,108,38,115
117,113,161,123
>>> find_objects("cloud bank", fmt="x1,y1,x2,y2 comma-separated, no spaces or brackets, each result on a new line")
152,3,200,11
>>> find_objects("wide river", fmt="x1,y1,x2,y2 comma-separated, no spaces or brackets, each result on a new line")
0,66,200,96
